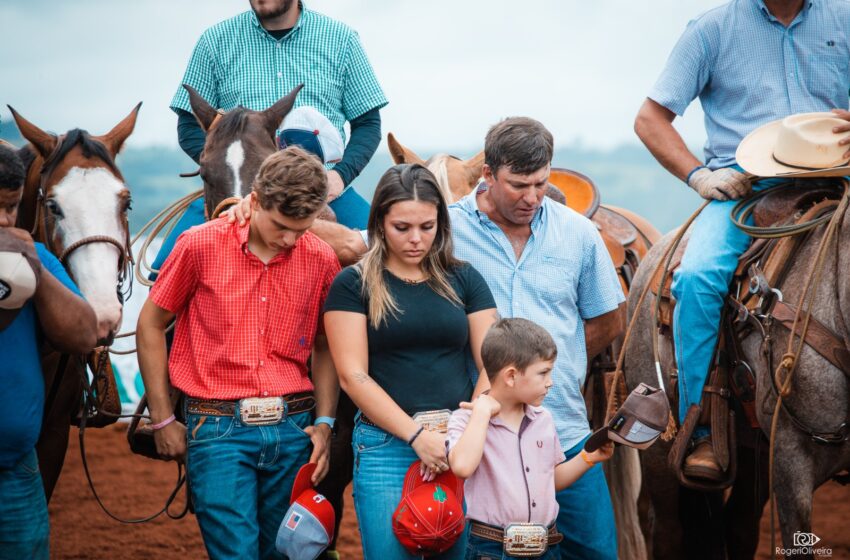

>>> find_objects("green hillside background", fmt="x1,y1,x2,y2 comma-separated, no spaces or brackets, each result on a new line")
0,125,702,235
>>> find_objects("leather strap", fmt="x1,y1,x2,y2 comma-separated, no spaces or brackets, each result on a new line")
772,301,850,374
469,521,564,546
186,391,316,417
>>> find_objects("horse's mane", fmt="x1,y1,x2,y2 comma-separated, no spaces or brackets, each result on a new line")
42,129,120,179
206,107,253,151
427,154,457,204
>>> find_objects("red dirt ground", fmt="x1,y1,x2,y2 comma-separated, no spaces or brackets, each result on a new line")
50,425,849,559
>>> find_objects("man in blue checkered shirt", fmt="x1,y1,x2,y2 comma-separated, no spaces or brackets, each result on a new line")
634,0,850,480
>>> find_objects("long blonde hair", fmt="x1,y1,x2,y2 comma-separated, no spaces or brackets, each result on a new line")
359,164,462,329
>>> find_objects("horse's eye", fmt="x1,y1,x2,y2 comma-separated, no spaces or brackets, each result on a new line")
123,197,133,212
45,199,64,218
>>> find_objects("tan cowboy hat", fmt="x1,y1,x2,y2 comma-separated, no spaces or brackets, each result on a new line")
736,112,850,178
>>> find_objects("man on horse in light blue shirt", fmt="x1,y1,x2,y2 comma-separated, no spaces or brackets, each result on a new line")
634,0,850,480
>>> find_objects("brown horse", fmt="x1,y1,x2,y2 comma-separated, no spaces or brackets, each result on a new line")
622,201,850,558
387,133,661,559
9,105,140,499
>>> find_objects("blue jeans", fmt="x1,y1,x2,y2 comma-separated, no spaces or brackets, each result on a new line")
555,436,617,560
352,421,466,560
186,409,313,560
465,533,559,559
0,449,49,560
150,186,370,281
670,174,783,424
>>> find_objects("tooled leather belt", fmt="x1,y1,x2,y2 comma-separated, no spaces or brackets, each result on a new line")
186,391,315,417
469,520,564,546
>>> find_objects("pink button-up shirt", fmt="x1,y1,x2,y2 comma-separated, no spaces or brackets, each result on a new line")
447,405,566,527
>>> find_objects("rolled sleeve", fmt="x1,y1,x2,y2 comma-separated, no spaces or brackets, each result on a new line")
577,229,625,320
341,31,388,120
648,20,711,116
446,408,471,453
170,34,218,115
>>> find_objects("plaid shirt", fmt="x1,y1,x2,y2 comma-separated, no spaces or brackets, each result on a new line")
170,3,388,145
149,218,340,400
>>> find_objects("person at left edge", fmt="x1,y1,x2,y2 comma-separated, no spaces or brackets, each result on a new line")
0,144,97,560
136,147,341,560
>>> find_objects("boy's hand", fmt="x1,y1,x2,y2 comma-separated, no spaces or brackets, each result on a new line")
459,394,501,417
586,442,614,464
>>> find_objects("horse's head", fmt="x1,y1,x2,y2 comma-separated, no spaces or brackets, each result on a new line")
387,133,485,203
184,84,302,218
9,105,140,345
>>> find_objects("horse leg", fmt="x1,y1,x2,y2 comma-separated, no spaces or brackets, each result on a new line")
679,487,726,560
36,355,83,501
773,436,816,558
639,449,690,560
724,433,770,560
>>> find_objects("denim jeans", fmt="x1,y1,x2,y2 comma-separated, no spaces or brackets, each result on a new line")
186,408,313,560
465,533,559,559
352,421,466,560
554,436,617,560
670,174,784,424
0,449,49,560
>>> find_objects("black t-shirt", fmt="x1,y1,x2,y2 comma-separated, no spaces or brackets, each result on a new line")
324,263,496,415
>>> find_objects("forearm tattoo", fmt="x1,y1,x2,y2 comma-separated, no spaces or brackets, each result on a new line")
353,371,375,385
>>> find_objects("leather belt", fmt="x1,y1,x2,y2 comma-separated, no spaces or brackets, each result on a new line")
186,391,315,418
359,413,379,428
469,520,564,547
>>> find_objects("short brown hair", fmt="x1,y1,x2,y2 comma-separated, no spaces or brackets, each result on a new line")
252,146,327,219
482,318,557,379
484,117,553,175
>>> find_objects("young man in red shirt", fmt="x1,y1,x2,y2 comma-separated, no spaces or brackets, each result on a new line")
137,146,341,560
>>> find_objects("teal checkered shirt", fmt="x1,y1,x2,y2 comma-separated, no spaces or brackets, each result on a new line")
170,4,388,145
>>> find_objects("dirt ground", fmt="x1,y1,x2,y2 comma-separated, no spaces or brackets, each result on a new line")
50,425,849,559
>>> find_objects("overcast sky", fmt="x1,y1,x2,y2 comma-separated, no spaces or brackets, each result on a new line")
0,1,725,153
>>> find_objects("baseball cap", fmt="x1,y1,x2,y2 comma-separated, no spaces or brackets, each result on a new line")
278,106,344,164
0,229,40,330
584,383,670,453
392,460,466,556
275,463,335,560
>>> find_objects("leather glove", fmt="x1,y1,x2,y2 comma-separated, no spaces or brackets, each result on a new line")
687,167,752,201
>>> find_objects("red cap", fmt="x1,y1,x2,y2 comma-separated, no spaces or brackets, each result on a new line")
392,461,465,556
290,463,335,541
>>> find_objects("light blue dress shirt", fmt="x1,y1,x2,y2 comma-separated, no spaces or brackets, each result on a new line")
449,188,625,451
649,0,850,170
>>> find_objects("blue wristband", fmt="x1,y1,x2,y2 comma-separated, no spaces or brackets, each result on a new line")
685,165,707,185
314,416,335,429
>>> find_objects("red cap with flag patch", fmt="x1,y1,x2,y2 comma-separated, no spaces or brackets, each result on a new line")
275,463,335,560
392,460,465,556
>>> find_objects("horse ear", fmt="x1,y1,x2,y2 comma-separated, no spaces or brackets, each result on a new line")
263,84,303,136
465,150,485,181
7,106,57,159
387,133,425,165
101,102,142,155
184,84,219,132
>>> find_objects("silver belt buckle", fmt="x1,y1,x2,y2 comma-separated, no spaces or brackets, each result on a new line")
412,409,451,434
504,523,549,557
239,396,284,425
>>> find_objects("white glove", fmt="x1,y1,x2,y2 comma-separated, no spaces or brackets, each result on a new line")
687,167,751,201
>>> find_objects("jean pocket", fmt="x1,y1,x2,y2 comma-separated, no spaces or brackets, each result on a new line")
187,414,235,443
286,411,313,440
353,424,394,454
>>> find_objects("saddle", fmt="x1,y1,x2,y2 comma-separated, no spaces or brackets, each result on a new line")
649,181,849,490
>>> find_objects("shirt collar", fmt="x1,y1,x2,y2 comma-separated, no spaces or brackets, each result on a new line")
248,1,307,39
754,0,812,24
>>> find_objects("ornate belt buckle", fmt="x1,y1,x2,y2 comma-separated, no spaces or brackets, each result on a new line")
504,523,548,557
239,396,284,425
412,409,452,434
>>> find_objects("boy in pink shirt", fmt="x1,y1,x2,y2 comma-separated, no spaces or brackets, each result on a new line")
447,318,613,559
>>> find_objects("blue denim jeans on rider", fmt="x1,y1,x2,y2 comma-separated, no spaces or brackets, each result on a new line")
465,533,559,559
352,421,467,560
0,449,49,560
670,173,783,425
555,435,617,560
186,408,313,560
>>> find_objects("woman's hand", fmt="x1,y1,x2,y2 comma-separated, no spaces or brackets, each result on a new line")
411,429,449,481
225,194,253,225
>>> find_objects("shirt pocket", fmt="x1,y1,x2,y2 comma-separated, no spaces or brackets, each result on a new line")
533,255,578,304
804,53,849,102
